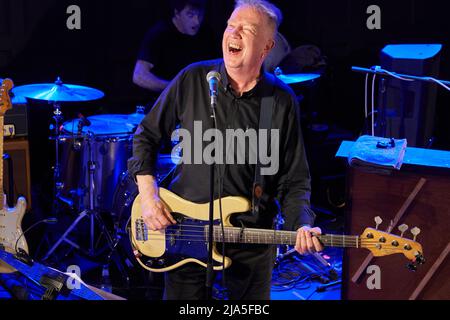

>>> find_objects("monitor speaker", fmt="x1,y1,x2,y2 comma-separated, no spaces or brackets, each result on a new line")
378,44,442,147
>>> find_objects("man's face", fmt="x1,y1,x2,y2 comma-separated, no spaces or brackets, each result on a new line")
222,6,274,72
174,5,204,36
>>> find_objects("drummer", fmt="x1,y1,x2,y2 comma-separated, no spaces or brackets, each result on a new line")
132,0,219,106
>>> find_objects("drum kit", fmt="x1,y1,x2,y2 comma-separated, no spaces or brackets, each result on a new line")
12,78,178,277
11,71,320,287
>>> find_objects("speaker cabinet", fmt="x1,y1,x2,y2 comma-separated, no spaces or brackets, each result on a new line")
378,44,442,147
3,138,31,210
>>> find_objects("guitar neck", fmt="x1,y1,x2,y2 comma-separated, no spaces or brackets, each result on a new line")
212,226,361,248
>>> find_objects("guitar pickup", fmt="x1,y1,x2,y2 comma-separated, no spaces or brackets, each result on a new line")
135,219,148,241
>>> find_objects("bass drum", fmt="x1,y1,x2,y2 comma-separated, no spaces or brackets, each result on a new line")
110,155,179,298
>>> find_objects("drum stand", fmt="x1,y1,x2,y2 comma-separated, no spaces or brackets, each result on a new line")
52,102,64,216
43,133,123,265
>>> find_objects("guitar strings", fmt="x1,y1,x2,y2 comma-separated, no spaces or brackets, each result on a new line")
140,230,408,244
134,236,408,251
137,221,409,242
135,221,413,247
141,229,404,244
138,234,410,248
140,234,405,245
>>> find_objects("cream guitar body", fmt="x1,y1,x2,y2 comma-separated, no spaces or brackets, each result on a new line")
131,188,251,272
0,195,28,273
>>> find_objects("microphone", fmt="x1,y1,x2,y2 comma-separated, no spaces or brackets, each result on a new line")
206,71,221,107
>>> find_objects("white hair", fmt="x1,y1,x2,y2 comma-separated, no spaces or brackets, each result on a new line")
235,0,283,32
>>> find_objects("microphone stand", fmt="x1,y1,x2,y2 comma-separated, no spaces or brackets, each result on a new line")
205,96,217,300
351,66,450,85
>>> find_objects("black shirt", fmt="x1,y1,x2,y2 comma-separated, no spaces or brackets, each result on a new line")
137,20,218,81
128,59,315,231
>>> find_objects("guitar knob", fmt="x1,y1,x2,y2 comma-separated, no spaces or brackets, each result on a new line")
374,216,383,230
410,227,421,241
398,224,409,237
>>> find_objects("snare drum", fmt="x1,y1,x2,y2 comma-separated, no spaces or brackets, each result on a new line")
60,114,143,212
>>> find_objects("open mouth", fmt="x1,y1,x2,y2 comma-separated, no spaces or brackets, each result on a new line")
228,42,243,54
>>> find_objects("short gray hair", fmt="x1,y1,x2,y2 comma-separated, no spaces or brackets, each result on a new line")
235,0,283,33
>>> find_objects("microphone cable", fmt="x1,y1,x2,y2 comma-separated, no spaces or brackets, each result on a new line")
14,218,58,258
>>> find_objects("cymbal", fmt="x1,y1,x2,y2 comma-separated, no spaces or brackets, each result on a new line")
276,73,321,85
12,77,104,102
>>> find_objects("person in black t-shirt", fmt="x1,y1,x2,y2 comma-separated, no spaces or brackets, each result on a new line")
133,0,217,97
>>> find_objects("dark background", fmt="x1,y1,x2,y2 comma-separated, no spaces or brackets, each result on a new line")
0,0,449,298
1,0,449,227
1,0,449,143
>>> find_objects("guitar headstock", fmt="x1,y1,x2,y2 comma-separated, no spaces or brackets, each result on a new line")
360,227,425,270
0,78,14,115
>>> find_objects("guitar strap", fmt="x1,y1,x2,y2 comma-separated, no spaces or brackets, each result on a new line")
252,73,275,217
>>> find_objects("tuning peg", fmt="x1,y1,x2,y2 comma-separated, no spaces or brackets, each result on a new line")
398,224,409,237
374,216,383,230
410,227,421,241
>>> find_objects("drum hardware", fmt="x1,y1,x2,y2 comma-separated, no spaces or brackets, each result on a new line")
43,130,131,286
12,78,126,264
12,77,105,217
51,101,64,216
58,114,139,212
13,81,142,284
43,132,115,256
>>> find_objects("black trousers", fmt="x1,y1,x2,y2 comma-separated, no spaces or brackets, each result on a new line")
163,244,276,300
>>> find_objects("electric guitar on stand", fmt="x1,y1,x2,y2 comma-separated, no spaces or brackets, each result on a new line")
0,78,28,273
130,188,425,272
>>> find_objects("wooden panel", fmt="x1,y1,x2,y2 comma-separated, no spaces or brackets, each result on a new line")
343,166,450,300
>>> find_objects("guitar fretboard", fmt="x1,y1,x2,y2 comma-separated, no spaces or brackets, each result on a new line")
209,226,361,248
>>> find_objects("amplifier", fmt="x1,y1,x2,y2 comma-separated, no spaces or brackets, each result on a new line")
4,95,28,138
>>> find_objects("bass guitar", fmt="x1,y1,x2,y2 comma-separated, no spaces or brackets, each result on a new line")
130,188,424,272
